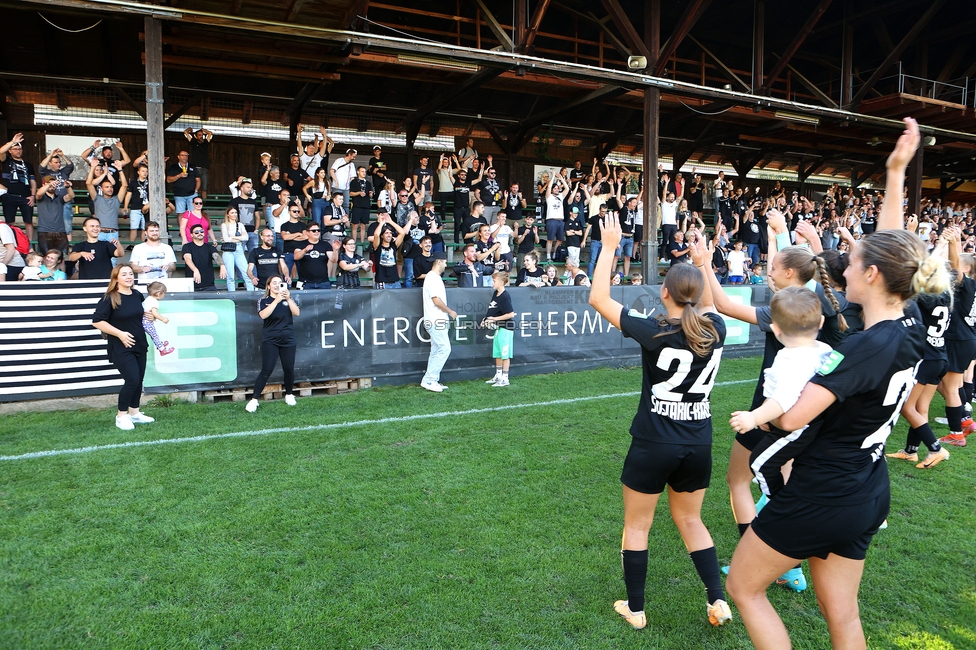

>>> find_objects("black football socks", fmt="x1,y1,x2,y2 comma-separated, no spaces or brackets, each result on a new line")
621,549,648,612
689,547,725,605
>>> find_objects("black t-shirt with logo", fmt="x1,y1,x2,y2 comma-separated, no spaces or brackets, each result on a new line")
127,178,149,212
618,309,726,445
619,207,637,236
280,220,307,254
1,158,35,196
258,295,296,346
373,243,400,284
229,196,260,232
72,240,116,279
740,219,762,244
453,176,472,208
166,163,199,197
414,167,433,195
183,240,219,290
368,156,387,189
421,212,443,247
337,251,364,288
486,289,515,330
262,178,286,205
478,178,502,207
297,240,331,284
248,246,282,289
565,214,584,247
349,178,372,209
506,192,524,220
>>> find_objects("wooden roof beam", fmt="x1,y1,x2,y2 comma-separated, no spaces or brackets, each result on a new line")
285,0,306,22
400,66,509,132
785,62,838,108
522,0,552,52
473,0,514,51
762,0,833,92
655,0,711,77
850,0,947,109
600,0,650,60
511,85,627,133
687,35,748,92
163,93,203,129
551,2,632,60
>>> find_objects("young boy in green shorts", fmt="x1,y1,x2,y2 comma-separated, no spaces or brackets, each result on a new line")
482,270,517,387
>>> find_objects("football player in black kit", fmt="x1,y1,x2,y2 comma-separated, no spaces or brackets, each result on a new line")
589,215,733,631
726,117,951,650
936,236,976,448
889,229,954,467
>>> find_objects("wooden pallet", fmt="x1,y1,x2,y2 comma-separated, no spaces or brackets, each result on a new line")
203,378,371,403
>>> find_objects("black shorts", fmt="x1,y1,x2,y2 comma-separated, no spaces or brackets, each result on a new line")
350,207,371,225
751,490,890,561
946,338,976,374
916,358,948,386
621,437,712,494
734,426,765,452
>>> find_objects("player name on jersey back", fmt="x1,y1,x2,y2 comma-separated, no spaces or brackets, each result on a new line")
650,396,711,421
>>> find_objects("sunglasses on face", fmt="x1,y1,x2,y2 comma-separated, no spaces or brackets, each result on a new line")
290,209,301,213
193,201,203,205
192,230,204,235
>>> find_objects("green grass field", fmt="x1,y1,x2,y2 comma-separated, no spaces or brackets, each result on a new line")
1,357,974,649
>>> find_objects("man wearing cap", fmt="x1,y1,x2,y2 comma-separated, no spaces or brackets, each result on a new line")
421,251,457,393
368,146,388,204
475,157,502,225
34,174,74,259
229,177,261,252
330,149,357,212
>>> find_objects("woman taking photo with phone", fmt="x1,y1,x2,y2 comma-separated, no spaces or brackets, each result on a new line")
245,275,301,413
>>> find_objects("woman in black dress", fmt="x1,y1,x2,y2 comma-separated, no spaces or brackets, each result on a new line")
91,263,154,430
245,274,301,412
590,216,732,630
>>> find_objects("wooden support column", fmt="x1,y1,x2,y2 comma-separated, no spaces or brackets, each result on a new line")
907,145,923,217
752,0,764,94
840,0,853,106
144,17,168,236
643,0,660,285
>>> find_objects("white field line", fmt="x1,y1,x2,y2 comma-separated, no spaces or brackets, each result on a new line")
1,379,756,462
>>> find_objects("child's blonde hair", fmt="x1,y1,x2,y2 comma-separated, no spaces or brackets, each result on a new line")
770,286,821,338
147,281,167,298
26,252,42,265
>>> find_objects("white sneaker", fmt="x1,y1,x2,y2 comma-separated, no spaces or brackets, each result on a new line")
486,375,501,384
285,394,297,406
421,381,444,393
436,382,449,390
935,417,948,425
492,378,510,387
245,398,260,413
129,411,155,424
115,414,135,431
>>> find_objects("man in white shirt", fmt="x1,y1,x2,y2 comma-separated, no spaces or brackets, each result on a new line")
330,149,357,211
421,251,457,393
489,212,514,270
129,221,177,282
297,124,332,175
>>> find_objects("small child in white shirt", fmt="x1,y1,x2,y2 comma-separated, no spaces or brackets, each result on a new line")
725,241,750,284
730,286,832,498
143,281,175,356
19,253,42,281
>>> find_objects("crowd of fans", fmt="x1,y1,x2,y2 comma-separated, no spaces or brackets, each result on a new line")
1,128,972,288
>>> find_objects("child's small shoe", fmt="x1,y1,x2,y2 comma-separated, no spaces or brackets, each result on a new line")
159,346,176,356
161,341,169,347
